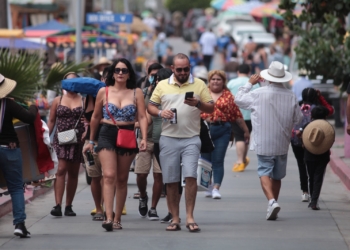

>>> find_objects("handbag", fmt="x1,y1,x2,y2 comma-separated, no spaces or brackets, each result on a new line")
200,119,215,153
57,98,84,145
105,87,137,149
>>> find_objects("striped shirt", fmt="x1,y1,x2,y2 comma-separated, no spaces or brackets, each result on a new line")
235,82,303,156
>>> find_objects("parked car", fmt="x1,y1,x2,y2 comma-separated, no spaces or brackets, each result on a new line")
212,15,255,37
230,22,267,44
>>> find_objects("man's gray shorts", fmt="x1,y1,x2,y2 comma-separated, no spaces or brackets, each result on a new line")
159,135,201,184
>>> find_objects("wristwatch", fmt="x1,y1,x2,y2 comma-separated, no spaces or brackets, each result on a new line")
195,100,202,109
88,140,95,145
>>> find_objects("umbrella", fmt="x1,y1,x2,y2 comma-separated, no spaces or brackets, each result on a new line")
251,1,304,19
24,20,71,37
119,17,151,34
211,0,245,11
227,1,264,14
0,38,43,49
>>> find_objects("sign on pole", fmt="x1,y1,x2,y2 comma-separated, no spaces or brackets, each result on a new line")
86,13,133,24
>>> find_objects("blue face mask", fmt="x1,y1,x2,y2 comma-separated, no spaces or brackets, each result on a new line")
148,75,154,83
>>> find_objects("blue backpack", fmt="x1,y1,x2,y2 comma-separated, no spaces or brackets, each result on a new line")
291,104,315,146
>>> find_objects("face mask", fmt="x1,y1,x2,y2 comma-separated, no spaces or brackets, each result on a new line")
148,75,154,83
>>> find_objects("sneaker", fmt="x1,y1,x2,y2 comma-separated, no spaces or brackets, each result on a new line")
232,163,245,172
212,188,222,199
138,195,148,218
64,205,76,216
204,185,213,198
160,212,173,223
301,193,309,202
148,208,160,221
266,201,280,220
50,204,62,217
14,222,31,238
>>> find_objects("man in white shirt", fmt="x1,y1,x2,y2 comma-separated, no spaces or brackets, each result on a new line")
199,28,217,71
292,69,313,105
235,61,302,221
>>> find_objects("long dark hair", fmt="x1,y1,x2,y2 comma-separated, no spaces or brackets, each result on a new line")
105,58,136,89
302,87,318,104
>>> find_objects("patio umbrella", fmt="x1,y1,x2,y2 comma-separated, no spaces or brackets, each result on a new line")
0,38,43,49
250,1,280,18
211,0,245,11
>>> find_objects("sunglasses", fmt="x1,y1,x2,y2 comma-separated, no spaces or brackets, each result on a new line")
114,68,129,74
175,67,190,73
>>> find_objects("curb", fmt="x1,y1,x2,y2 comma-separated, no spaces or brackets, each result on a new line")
330,150,350,191
0,185,53,218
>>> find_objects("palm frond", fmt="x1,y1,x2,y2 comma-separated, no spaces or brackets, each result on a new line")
45,61,91,90
0,50,42,102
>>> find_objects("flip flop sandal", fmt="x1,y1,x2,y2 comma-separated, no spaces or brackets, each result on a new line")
113,221,123,230
166,223,181,231
102,220,113,232
186,223,201,232
92,213,104,221
133,192,140,199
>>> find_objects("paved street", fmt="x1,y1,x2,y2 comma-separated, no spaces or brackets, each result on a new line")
1,145,350,250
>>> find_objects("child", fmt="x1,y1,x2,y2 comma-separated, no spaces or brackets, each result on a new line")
300,106,335,210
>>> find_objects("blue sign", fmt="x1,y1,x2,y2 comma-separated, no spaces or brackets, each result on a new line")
86,13,133,24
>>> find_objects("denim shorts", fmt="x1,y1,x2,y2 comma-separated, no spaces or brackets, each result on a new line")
95,123,139,156
257,154,288,180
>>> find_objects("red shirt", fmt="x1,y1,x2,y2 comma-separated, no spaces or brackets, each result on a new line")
201,89,243,122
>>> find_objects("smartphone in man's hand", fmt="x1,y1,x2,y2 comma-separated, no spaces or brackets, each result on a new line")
185,91,194,100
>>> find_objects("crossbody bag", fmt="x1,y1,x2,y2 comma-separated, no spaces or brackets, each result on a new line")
57,97,84,145
105,86,137,149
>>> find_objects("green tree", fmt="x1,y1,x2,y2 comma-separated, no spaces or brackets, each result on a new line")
165,0,211,13
280,0,350,89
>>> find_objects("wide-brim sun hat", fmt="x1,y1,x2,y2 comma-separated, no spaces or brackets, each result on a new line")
91,57,112,70
260,61,292,83
0,74,17,99
302,120,335,155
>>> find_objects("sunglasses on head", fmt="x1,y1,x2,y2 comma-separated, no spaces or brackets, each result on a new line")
114,68,129,74
175,67,190,73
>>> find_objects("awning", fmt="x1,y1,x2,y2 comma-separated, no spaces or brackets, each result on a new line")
0,29,24,38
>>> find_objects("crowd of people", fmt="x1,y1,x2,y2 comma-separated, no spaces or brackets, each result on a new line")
0,45,336,237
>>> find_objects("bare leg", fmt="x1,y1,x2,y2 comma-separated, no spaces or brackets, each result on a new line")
91,176,103,214
65,161,81,206
272,179,281,201
184,177,199,230
260,176,277,200
115,154,135,223
54,159,69,205
137,173,148,198
235,141,246,164
166,182,180,228
99,150,117,221
151,173,163,208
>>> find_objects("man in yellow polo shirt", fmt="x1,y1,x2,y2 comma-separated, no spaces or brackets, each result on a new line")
148,53,214,232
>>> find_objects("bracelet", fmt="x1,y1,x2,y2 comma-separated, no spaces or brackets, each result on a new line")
88,140,95,145
195,100,201,108
158,110,162,117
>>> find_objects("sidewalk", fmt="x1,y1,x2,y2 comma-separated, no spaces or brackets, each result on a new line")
329,127,350,190
1,146,350,250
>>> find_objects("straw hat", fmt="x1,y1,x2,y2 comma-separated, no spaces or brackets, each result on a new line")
302,120,335,155
0,74,16,99
260,61,292,83
91,57,112,69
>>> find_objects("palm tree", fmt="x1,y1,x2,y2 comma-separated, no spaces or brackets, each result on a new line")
0,49,90,103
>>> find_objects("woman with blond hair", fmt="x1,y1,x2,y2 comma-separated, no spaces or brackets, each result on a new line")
201,70,249,199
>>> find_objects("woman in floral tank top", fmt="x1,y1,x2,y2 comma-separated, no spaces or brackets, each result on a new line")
201,70,250,199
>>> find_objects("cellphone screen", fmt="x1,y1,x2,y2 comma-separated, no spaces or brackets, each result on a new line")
185,91,194,100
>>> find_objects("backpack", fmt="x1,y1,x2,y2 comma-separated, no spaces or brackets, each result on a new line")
291,104,315,146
